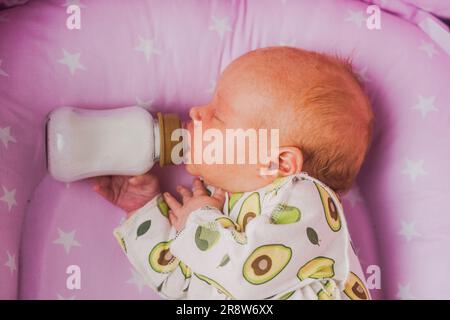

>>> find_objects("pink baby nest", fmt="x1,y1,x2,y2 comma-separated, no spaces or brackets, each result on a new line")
0,0,449,300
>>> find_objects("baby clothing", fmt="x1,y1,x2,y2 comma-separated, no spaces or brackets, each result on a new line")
113,172,371,300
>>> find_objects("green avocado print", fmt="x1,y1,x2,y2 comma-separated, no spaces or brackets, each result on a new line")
148,241,179,273
323,279,337,295
194,273,235,299
179,261,192,279
227,192,243,213
216,217,240,231
136,220,151,239
344,272,370,300
265,177,288,197
195,226,220,251
119,237,127,253
218,254,230,268
237,192,261,232
278,291,295,300
157,196,169,218
230,229,247,245
297,256,335,281
243,244,292,285
272,204,301,224
314,182,341,232
317,289,333,300
265,290,296,300
306,227,320,246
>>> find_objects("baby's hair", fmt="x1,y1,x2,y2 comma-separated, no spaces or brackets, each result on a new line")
291,49,374,193
239,47,374,193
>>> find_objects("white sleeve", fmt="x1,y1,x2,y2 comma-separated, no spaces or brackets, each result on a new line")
170,178,351,300
113,194,191,299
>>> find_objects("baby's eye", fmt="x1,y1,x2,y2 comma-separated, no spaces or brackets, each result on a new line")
213,113,224,123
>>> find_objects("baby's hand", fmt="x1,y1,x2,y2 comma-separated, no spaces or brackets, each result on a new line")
92,172,160,214
163,178,225,232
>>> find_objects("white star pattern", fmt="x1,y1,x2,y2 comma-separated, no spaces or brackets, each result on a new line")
4,251,17,275
58,49,86,75
57,293,76,300
53,228,81,254
134,36,161,62
0,59,9,77
126,268,147,293
412,95,438,118
398,220,421,242
0,126,17,148
0,186,17,212
0,2,443,301
343,187,363,207
209,16,232,39
419,40,438,59
135,97,153,110
397,283,415,300
61,0,86,8
402,159,427,182
345,10,365,28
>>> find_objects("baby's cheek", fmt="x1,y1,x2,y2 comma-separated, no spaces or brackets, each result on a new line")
185,162,198,175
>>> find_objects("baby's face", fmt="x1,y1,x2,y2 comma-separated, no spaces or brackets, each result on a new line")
182,47,373,193
184,61,280,192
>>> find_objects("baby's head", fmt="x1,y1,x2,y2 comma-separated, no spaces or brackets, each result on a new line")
185,47,373,194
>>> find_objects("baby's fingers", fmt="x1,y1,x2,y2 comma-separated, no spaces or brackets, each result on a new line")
128,173,157,186
92,176,114,201
177,185,192,203
92,176,111,189
212,188,226,206
93,184,115,203
163,192,182,211
168,210,177,225
192,178,207,196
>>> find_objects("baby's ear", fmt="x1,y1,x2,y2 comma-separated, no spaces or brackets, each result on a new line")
277,146,303,177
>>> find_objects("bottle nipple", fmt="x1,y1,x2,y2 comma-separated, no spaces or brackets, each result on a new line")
157,112,183,166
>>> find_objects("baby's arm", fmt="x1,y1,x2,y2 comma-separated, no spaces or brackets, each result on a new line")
167,179,351,300
93,173,191,299
113,195,190,299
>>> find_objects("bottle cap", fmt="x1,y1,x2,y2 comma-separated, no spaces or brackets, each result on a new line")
157,112,182,166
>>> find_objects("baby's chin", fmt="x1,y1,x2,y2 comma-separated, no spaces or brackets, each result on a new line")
184,163,216,187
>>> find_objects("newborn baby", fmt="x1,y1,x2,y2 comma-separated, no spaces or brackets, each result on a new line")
94,47,373,300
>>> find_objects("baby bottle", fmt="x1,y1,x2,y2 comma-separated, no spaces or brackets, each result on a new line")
46,106,183,182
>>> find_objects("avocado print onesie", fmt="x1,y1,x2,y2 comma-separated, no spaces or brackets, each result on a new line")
113,172,371,300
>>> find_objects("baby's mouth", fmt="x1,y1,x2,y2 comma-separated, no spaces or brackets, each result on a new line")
180,120,193,162
185,119,193,131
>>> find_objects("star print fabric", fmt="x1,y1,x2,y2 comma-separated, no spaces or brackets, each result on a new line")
1,0,450,300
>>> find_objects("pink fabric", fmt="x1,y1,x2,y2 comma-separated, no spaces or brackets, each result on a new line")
363,0,450,55
0,0,28,9
363,0,450,19
403,0,450,18
0,0,449,300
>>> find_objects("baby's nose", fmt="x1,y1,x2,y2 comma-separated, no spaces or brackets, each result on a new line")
189,107,202,121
